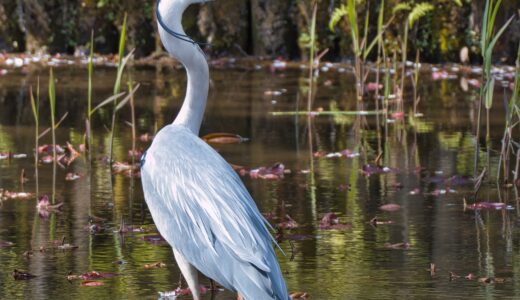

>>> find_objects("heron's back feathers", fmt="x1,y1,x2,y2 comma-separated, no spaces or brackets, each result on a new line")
141,125,289,300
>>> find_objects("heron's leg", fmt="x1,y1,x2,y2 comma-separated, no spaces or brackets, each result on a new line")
173,249,200,300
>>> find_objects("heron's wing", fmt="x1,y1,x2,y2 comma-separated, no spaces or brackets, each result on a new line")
141,125,286,294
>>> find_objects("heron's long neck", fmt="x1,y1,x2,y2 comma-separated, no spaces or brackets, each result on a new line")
173,53,209,135
160,1,209,135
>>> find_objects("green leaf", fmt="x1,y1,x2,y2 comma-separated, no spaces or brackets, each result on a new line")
30,87,38,125
480,0,491,56
90,92,126,116
392,3,411,14
408,3,434,28
88,31,94,116
347,0,360,55
484,15,514,74
484,77,495,110
113,48,135,100
329,5,348,32
115,84,140,111
114,13,128,96
453,0,463,6
49,68,56,127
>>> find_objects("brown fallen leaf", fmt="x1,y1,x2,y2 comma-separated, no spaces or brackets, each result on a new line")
278,215,299,230
81,280,105,287
379,204,401,212
144,262,166,269
290,292,310,299
203,132,248,144
369,217,394,227
12,269,37,280
384,242,410,250
57,243,78,251
449,272,461,281
65,173,82,181
429,263,436,276
0,240,14,248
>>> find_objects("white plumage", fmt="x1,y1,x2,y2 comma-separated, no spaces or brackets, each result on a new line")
141,1,290,299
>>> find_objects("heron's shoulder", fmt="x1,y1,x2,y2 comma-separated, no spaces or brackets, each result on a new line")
150,125,204,151
145,124,223,167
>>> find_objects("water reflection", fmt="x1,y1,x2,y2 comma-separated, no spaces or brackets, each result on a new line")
0,65,518,299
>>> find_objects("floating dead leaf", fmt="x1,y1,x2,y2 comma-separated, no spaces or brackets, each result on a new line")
384,242,410,250
290,291,310,299
37,195,63,218
81,280,105,287
68,271,117,281
0,152,27,160
158,285,211,298
465,273,477,280
314,149,359,159
369,217,394,226
22,250,33,258
57,243,78,251
319,213,352,230
0,240,14,248
366,82,383,92
248,163,287,180
463,198,513,211
38,144,65,155
112,161,140,174
65,173,82,181
278,215,299,230
86,223,103,234
2,190,34,200
449,271,461,281
429,263,436,276
41,155,53,163
391,111,405,119
478,277,500,284
361,164,397,176
140,235,167,245
379,204,401,212
144,262,166,269
128,149,143,158
12,269,36,280
202,132,248,144
139,133,154,142
409,188,421,195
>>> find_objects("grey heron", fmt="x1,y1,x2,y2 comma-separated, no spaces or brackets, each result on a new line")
140,0,290,299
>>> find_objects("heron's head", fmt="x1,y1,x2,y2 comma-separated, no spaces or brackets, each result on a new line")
166,0,214,7
159,0,213,15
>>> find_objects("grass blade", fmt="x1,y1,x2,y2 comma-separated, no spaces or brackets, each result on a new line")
115,84,140,111
89,92,126,116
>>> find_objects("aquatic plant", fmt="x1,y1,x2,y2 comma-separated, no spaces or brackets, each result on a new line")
393,2,434,114
499,42,520,183
475,0,514,175
49,68,57,204
109,13,133,163
86,31,94,161
29,81,39,198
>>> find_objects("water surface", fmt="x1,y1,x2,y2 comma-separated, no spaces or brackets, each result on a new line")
0,64,518,299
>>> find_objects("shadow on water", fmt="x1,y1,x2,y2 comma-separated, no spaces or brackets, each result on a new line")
0,65,518,299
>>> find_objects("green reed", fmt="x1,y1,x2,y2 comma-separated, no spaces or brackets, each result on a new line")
476,0,514,176
29,81,39,198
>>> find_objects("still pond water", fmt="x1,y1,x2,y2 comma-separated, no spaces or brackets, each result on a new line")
0,63,519,299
